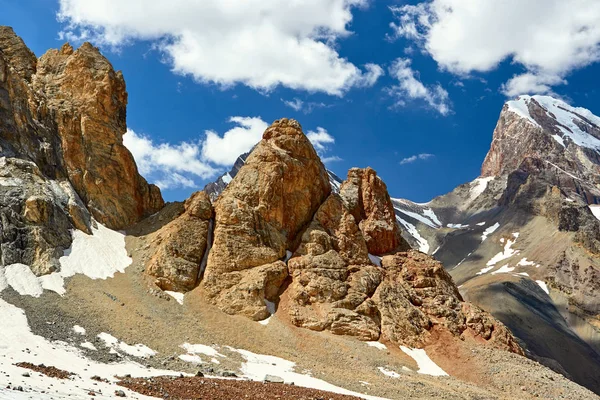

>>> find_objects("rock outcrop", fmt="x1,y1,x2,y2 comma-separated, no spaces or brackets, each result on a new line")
32,41,164,229
146,191,213,292
340,167,409,255
0,27,163,275
192,118,522,353
200,118,331,320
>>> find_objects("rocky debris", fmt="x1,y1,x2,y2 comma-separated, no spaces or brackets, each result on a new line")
375,251,522,351
118,375,363,400
340,167,409,255
15,362,74,380
201,118,330,320
32,40,163,229
145,191,213,292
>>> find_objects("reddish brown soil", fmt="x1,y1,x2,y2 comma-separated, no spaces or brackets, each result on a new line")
118,375,362,400
15,362,74,379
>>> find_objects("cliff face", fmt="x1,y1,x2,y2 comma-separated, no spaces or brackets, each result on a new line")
0,26,163,274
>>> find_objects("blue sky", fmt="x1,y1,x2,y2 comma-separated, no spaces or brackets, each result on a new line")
3,0,600,203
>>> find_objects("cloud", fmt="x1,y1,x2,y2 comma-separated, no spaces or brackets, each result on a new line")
282,98,304,112
57,0,382,95
123,129,217,190
387,58,451,115
390,1,600,95
124,117,341,190
306,127,341,163
201,117,269,166
282,98,331,114
399,153,434,165
306,127,335,151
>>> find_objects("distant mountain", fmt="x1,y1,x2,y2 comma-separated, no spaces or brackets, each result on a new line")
392,95,600,394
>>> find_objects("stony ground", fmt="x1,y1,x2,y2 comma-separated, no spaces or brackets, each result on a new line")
118,376,363,400
1,211,598,399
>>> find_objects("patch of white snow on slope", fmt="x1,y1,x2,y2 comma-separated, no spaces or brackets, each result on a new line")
469,177,494,201
536,280,550,295
447,224,469,229
228,347,388,400
222,172,233,184
181,343,225,358
481,222,500,242
506,97,540,126
165,290,184,305
72,325,86,335
399,346,448,377
396,216,429,254
589,205,600,221
0,298,177,400
97,333,156,358
378,367,400,378
0,222,134,298
552,134,566,147
367,342,387,350
517,258,536,267
60,222,132,280
491,265,516,275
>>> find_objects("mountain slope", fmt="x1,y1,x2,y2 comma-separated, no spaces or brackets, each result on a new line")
393,95,600,394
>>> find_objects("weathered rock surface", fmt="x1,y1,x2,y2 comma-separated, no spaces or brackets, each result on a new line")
340,167,409,255
32,41,163,229
0,26,163,274
201,118,331,319
146,191,213,292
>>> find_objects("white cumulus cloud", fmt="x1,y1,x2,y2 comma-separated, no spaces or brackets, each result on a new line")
201,116,269,166
390,0,600,96
123,129,216,190
399,153,434,165
387,58,451,115
57,0,382,95
124,117,341,189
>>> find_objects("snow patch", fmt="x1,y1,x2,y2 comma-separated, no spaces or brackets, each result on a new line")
72,325,86,335
59,222,132,280
3,264,43,297
399,346,448,377
517,258,536,267
536,280,550,295
366,341,387,350
80,342,97,351
469,177,494,202
0,298,178,400
447,223,469,229
491,265,516,275
552,134,566,148
228,347,387,399
396,216,430,254
165,290,184,305
179,354,203,364
181,343,225,358
98,332,156,358
506,97,539,126
476,222,486,226
378,367,400,378
589,205,600,221
481,222,500,242
485,233,520,267
222,172,233,184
